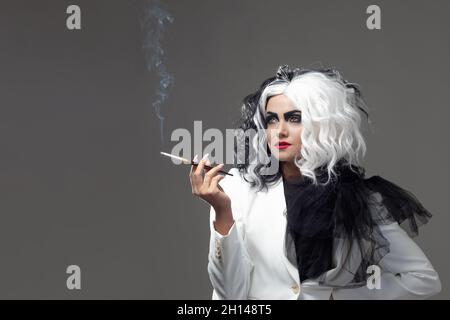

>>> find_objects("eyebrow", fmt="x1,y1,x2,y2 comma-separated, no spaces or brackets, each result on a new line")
266,110,302,118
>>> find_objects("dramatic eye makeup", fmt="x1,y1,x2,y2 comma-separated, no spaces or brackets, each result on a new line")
265,110,302,125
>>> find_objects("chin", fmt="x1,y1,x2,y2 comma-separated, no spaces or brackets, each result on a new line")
269,146,298,162
271,152,294,162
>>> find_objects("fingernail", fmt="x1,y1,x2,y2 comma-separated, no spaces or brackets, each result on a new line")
202,153,209,161
206,159,211,166
193,154,199,162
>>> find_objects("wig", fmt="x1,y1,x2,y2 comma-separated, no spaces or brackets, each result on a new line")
234,65,371,192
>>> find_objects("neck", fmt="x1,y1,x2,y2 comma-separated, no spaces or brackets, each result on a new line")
281,161,302,182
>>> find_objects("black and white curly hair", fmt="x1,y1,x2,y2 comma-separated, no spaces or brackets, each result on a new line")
233,65,371,191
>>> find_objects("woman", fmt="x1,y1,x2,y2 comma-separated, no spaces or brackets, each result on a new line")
189,65,442,300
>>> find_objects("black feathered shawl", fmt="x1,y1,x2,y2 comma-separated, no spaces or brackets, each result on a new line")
283,160,432,287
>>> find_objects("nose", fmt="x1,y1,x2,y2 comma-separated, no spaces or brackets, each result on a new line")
277,120,288,138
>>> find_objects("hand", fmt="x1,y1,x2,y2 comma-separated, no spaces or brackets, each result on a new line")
189,154,231,210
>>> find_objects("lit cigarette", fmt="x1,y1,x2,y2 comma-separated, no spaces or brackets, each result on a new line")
160,152,233,176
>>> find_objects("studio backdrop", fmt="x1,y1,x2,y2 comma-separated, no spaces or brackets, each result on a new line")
0,0,448,299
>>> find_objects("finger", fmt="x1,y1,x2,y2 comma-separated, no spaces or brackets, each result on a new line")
203,158,215,176
204,163,224,189
194,153,209,176
202,155,216,187
190,154,199,176
192,154,209,193
204,162,224,182
205,158,211,170
209,174,225,192
190,154,200,193
207,162,225,176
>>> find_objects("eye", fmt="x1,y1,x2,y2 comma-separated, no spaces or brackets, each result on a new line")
265,116,278,125
288,114,302,123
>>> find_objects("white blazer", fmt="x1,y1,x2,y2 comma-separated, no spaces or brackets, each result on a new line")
207,168,442,300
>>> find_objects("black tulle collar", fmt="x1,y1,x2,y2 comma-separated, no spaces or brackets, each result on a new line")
282,160,432,287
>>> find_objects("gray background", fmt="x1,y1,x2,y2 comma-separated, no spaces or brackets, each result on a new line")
0,0,448,299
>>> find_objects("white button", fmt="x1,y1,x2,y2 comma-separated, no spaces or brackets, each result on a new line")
215,246,222,259
291,283,300,294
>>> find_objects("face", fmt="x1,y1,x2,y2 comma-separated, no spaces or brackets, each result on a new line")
265,94,303,163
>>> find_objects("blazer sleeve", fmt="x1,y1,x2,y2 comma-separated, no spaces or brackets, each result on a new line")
333,221,442,300
207,168,255,300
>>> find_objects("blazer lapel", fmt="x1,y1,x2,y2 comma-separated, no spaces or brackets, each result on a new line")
271,179,301,286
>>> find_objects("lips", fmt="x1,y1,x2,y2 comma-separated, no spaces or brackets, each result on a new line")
275,141,291,150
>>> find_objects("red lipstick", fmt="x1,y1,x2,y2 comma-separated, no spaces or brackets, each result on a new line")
275,141,291,150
